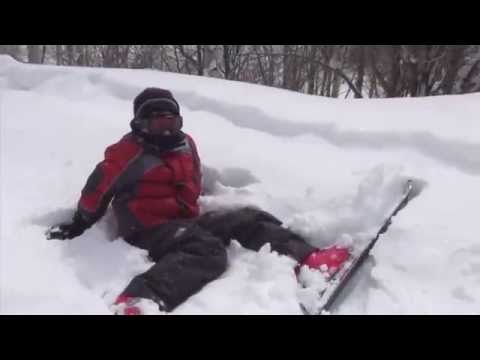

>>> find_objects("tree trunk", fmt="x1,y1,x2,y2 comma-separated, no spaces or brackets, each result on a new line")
56,45,62,65
40,45,47,64
196,45,204,76
66,45,75,65
282,45,290,89
354,46,365,98
27,45,42,64
441,45,466,94
306,46,319,95
85,46,90,66
223,45,231,79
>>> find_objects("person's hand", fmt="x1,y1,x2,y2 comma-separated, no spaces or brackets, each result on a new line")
46,213,88,240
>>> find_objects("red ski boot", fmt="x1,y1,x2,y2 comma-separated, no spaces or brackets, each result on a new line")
113,294,142,315
299,246,350,276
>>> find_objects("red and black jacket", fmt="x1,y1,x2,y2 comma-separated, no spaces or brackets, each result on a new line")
76,131,202,240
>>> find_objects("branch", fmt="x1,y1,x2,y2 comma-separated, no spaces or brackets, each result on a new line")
178,45,198,67
239,51,363,97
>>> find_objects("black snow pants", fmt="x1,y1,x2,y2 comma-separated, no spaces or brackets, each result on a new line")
122,206,316,312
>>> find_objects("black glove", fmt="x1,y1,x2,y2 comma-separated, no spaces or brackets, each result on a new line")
46,213,90,240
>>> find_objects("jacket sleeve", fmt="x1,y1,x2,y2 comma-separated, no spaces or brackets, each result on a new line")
185,134,202,193
77,136,142,226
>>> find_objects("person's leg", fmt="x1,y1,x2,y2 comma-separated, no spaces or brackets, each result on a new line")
117,221,227,313
196,207,314,261
196,207,349,273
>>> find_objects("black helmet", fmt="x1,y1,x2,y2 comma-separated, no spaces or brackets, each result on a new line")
131,88,183,136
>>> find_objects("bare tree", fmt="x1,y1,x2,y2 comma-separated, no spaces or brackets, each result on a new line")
177,45,206,76
251,45,278,86
458,46,480,93
0,45,21,60
27,45,42,64
6,44,480,99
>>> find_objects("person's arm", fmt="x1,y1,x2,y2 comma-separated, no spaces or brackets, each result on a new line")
47,137,142,240
185,134,202,193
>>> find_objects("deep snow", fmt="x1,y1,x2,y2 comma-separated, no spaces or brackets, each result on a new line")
1,55,480,314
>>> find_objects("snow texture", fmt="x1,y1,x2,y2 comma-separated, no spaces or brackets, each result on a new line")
1,55,480,314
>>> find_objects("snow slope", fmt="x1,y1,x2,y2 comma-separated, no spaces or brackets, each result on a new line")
1,55,480,314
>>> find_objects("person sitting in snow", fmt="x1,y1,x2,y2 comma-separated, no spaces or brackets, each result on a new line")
47,87,350,315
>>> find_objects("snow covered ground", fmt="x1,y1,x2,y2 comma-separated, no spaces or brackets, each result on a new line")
1,55,480,314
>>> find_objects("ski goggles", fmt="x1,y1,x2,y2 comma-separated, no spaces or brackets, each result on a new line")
135,112,183,136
